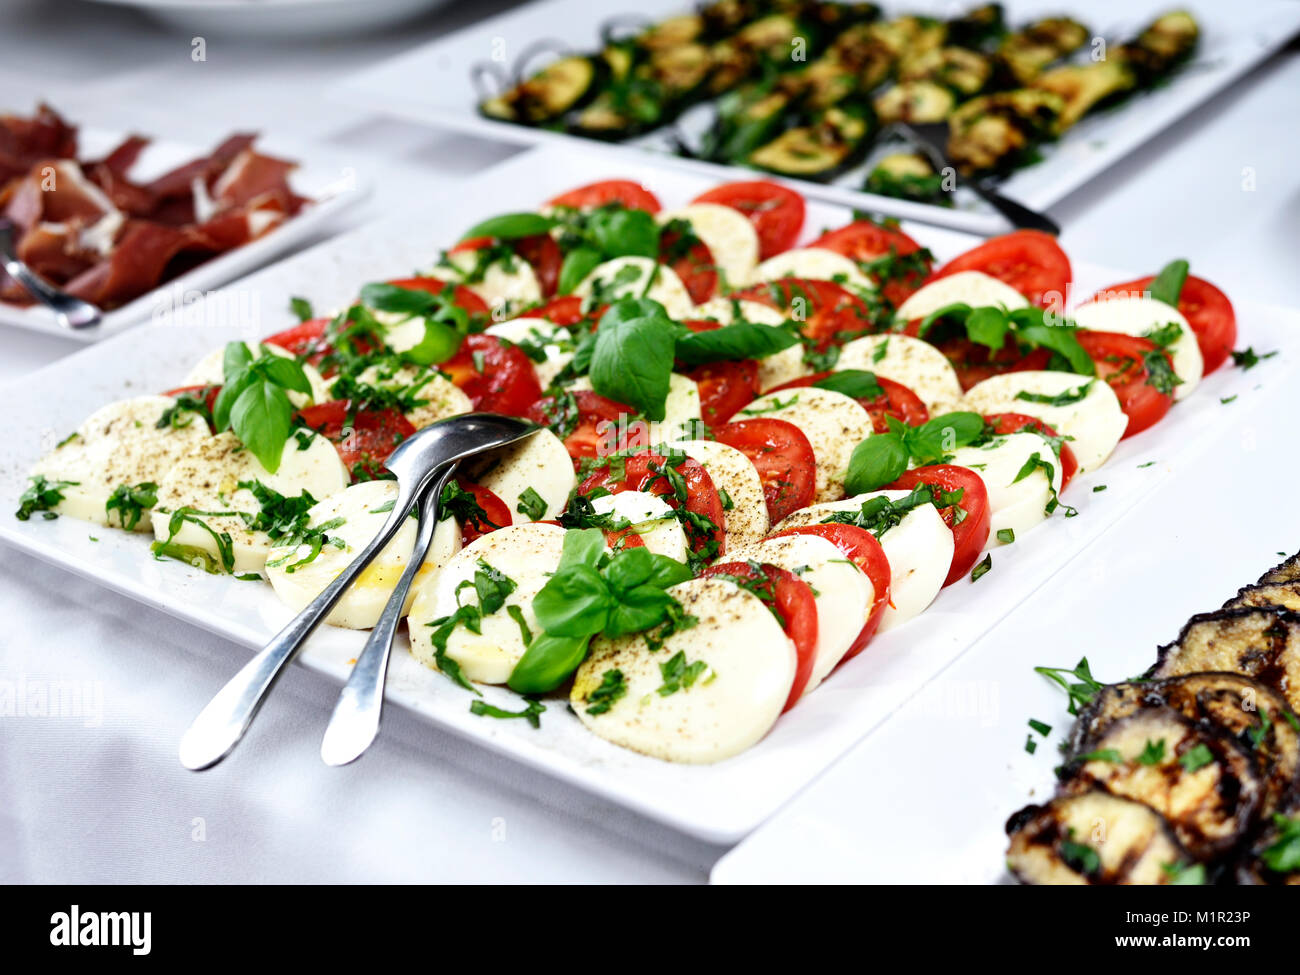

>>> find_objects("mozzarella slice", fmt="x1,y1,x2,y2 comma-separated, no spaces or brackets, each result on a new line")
347,362,471,430
736,387,874,502
675,439,769,545
571,576,795,762
436,248,541,318
773,490,953,631
948,432,1063,543
151,429,348,574
589,490,688,562
460,428,575,523
894,270,1029,321
836,334,964,414
574,256,693,319
963,371,1127,473
691,297,808,391
751,247,875,294
657,203,760,291
485,317,575,389
265,480,461,628
28,396,209,530
1071,296,1202,400
184,341,331,408
407,522,567,684
727,533,870,694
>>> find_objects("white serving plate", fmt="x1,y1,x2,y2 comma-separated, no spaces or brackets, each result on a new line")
81,0,451,37
709,324,1300,881
0,126,370,342
333,0,1300,236
0,144,1286,842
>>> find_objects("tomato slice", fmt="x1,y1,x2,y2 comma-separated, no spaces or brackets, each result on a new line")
263,317,332,364
578,452,726,560
660,226,717,304
811,218,931,308
440,334,543,416
692,181,806,259
712,418,816,524
700,561,818,710
451,234,563,299
448,478,512,546
1094,274,1237,374
162,383,220,415
385,276,490,317
935,335,1052,391
983,412,1078,489
768,371,929,433
766,523,891,662
296,400,416,479
519,295,600,328
930,230,1071,309
732,277,874,350
885,465,990,586
680,319,760,426
1076,330,1173,437
525,389,630,465
546,179,661,213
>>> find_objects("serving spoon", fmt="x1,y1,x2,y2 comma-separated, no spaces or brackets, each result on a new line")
0,218,102,330
178,413,539,771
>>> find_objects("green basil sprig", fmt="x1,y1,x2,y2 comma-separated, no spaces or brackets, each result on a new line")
556,206,661,294
357,281,471,365
674,320,798,367
843,412,985,495
458,212,557,242
212,343,313,474
813,369,885,401
920,303,1095,377
1148,259,1189,307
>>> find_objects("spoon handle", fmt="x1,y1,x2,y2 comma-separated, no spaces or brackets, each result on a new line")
0,219,102,330
178,473,435,771
320,465,455,766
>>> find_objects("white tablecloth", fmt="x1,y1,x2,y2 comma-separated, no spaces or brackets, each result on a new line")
3,0,1298,883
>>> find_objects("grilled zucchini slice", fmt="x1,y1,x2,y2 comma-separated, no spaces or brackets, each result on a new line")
1260,551,1300,586
1151,607,1300,712
480,56,600,126
1063,707,1263,859
1117,10,1200,86
899,46,993,97
864,152,952,206
708,14,805,94
946,88,1064,175
747,102,874,180
703,87,793,161
1034,59,1135,130
945,3,1006,51
873,81,955,124
997,17,1089,86
1006,791,1195,885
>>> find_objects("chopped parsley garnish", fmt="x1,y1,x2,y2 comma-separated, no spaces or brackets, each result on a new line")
15,475,77,521
1136,739,1166,765
996,528,1015,544
516,486,548,522
1034,657,1104,715
104,482,158,531
656,650,710,697
1178,743,1215,772
469,696,545,729
1232,346,1277,371
585,668,628,716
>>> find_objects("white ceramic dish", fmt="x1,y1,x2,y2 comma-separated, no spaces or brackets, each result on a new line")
333,0,1300,235
0,144,1284,842
709,321,1300,880
80,0,451,37
0,126,370,342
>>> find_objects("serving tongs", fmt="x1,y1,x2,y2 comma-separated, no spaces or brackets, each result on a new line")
0,218,102,329
178,413,539,771
889,121,1061,236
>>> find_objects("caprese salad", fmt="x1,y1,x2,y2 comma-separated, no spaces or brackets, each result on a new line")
16,177,1244,764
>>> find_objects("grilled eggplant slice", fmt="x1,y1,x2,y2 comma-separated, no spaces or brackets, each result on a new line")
1007,791,1196,885
996,17,1089,86
1230,580,1300,614
1237,802,1300,885
1034,59,1135,131
873,80,955,124
1074,674,1300,818
747,102,874,180
1117,10,1199,86
1260,552,1300,586
480,55,600,126
1151,607,1300,712
864,151,952,206
1063,707,1263,859
945,3,1006,51
899,46,993,98
946,88,1063,175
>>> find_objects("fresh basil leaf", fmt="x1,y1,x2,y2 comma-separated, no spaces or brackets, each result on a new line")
259,355,313,398
590,299,676,421
289,296,314,322
212,367,256,433
965,306,1012,351
532,564,612,638
1014,322,1095,376
557,246,603,296
903,411,984,464
917,302,972,337
642,553,694,590
813,369,884,401
358,282,439,315
402,318,463,365
508,633,590,694
230,381,295,473
589,207,660,258
557,527,606,571
222,340,254,379
459,212,556,241
843,434,909,495
1148,259,1189,307
606,585,675,637
674,322,797,366
604,545,655,591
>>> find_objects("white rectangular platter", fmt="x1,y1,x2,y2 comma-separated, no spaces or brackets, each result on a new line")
333,0,1300,236
0,126,370,342
0,143,1290,842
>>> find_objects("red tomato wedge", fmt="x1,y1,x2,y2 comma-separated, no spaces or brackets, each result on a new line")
768,371,929,433
1093,274,1237,374
525,389,631,465
518,294,607,329
440,334,543,416
732,277,873,350
546,179,661,213
451,233,564,298
385,276,490,317
1076,330,1173,437
448,478,512,546
930,230,1071,309
811,218,931,308
263,317,332,365
700,561,818,710
712,418,816,524
766,522,891,662
660,225,717,304
681,318,761,426
983,412,1078,489
885,465,990,586
917,330,1053,391
296,400,416,480
692,181,805,259
578,453,726,559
